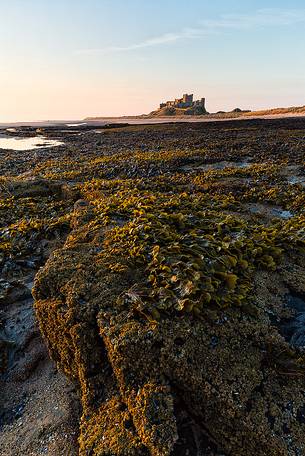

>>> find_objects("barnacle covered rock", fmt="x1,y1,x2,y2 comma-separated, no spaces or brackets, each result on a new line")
33,184,305,455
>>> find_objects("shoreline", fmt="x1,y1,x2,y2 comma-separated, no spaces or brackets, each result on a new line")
1,111,305,129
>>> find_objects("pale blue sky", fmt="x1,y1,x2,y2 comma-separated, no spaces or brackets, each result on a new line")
0,0,304,120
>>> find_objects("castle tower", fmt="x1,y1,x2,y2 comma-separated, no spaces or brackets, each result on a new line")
182,94,193,105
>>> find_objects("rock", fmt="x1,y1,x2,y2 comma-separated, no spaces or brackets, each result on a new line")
1,179,63,198
0,280,32,305
33,214,305,456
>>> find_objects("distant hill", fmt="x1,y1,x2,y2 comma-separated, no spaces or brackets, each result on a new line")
149,105,208,117
243,105,305,116
148,105,305,119
85,105,305,121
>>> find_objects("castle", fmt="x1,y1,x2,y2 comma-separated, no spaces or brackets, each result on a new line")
159,93,206,110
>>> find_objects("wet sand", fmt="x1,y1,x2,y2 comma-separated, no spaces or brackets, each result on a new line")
1,112,305,129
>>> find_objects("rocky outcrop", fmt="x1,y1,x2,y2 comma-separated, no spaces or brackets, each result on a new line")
33,199,305,455
150,106,208,117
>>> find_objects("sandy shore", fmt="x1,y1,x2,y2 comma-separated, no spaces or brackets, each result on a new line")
1,112,305,129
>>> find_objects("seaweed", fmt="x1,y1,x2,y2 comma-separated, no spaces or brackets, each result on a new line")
1,118,304,455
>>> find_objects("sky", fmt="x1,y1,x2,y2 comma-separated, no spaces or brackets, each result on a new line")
0,0,304,121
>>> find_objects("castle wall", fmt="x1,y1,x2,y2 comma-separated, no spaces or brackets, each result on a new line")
159,94,205,110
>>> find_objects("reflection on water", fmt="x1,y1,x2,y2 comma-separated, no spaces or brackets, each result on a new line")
248,203,293,219
288,176,305,187
181,159,251,172
66,123,87,127
0,135,64,151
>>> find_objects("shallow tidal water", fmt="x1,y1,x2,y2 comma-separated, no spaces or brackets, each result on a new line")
0,135,64,151
279,293,305,348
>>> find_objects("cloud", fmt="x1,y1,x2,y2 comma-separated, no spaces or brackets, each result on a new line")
200,9,305,30
78,32,182,55
76,8,305,55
